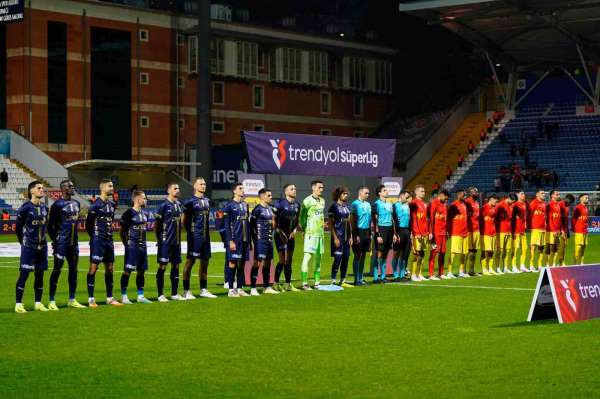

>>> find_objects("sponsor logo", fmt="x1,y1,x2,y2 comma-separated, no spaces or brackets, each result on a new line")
270,139,287,170
560,279,577,312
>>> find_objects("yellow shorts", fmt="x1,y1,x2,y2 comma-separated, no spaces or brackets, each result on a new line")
497,233,513,251
530,229,546,247
468,231,480,251
482,235,496,252
513,233,527,250
412,236,428,253
450,236,469,255
545,232,561,246
574,233,588,247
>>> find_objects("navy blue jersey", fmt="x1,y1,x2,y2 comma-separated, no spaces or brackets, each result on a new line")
48,198,80,247
155,199,183,245
183,196,211,238
274,198,299,235
328,202,351,241
222,199,250,243
16,201,48,250
86,198,115,242
250,204,275,241
120,208,149,249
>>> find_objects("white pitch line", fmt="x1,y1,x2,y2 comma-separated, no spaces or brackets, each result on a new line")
398,283,534,291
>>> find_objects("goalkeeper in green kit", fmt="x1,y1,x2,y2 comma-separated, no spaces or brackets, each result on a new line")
299,180,325,290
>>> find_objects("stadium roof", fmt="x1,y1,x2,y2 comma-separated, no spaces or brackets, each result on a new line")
398,0,600,71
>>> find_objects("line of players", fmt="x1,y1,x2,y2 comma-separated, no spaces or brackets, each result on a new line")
12,177,590,313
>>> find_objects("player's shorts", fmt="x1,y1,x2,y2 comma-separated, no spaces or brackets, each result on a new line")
157,242,182,265
254,239,274,261
412,235,428,254
393,227,410,251
431,235,447,253
187,235,211,260
530,229,546,247
498,233,513,251
275,231,296,252
574,233,588,247
482,235,496,252
20,245,48,272
450,235,469,255
125,246,148,272
52,243,79,260
545,231,561,246
513,233,527,251
376,226,394,253
90,239,115,264
304,235,324,255
226,240,250,262
331,240,351,258
352,228,371,254
467,231,480,251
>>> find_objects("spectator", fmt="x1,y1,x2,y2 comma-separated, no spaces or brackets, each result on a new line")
113,190,120,205
494,177,501,193
510,143,517,156
467,140,475,154
90,194,96,203
432,181,440,192
446,165,453,180
457,153,464,168
1,209,9,220
0,168,7,188
486,118,493,133
552,171,559,188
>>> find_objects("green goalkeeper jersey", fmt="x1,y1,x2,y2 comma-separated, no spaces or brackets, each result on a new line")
300,195,325,237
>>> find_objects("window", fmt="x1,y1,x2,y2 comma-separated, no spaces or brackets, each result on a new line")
212,121,225,134
253,85,264,109
354,130,364,138
253,124,264,132
140,116,150,128
258,48,265,69
210,38,224,74
321,129,332,136
279,47,302,83
177,77,185,88
140,72,149,85
188,35,198,74
309,51,328,86
236,41,258,79
139,29,148,42
374,60,392,94
353,95,364,117
178,118,185,130
47,21,67,144
320,92,331,114
176,34,185,46
212,81,224,105
344,56,367,91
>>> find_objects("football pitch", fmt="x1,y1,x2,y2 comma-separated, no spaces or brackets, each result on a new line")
0,232,599,398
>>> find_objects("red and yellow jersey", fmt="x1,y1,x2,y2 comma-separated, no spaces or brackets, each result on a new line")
559,200,570,233
513,201,527,234
447,200,468,237
465,197,480,233
572,204,589,234
546,201,563,233
427,199,447,237
495,200,513,234
481,203,497,236
528,199,546,230
409,198,429,236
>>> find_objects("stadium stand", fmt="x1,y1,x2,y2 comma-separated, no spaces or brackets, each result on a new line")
449,102,600,192
0,157,48,213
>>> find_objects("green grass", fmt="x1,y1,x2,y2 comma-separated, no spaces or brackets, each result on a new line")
0,232,599,398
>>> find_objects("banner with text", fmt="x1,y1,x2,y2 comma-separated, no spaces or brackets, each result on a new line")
243,131,396,177
528,265,600,324
0,0,24,23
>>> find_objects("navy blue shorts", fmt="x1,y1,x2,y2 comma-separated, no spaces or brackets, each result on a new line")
157,242,182,265
187,235,211,260
331,241,351,258
125,246,148,272
274,232,295,253
90,239,114,264
254,239,274,261
226,240,249,262
20,245,48,271
52,243,79,261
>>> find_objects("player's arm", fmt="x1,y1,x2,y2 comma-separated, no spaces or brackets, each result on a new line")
372,204,380,239
299,200,308,232
47,203,58,242
510,206,517,236
328,205,339,245
427,202,436,239
446,204,455,236
571,207,579,231
561,204,569,236
15,205,27,245
85,205,96,238
154,204,164,242
119,210,130,246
